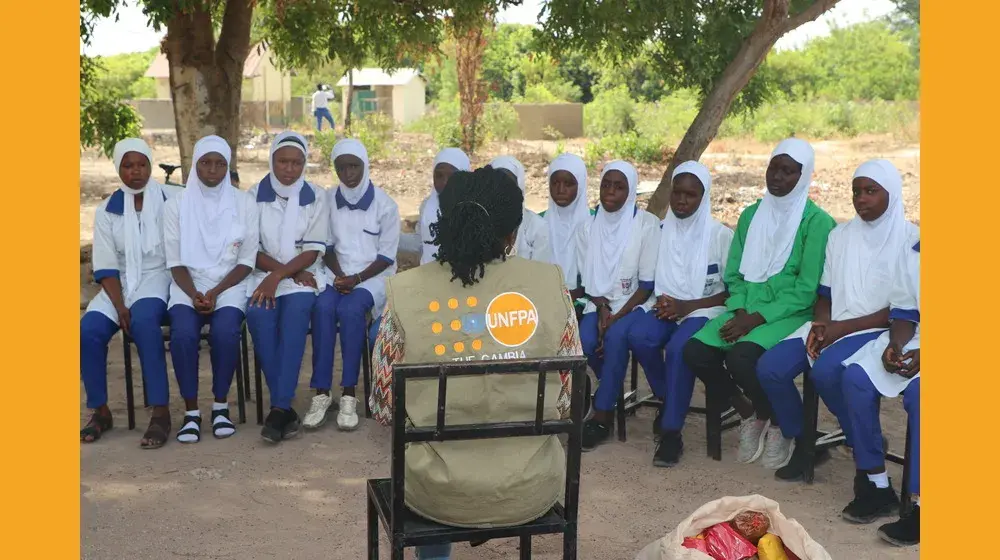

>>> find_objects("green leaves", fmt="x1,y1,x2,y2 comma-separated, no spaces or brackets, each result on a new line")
79,55,142,158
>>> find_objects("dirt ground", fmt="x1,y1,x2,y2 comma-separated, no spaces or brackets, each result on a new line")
79,133,920,559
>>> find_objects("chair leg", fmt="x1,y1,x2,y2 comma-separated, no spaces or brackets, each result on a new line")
390,535,404,560
241,326,252,402
899,422,913,516
123,335,136,431
802,372,819,484
367,494,380,560
520,534,532,560
235,351,247,424
362,331,373,419
616,388,626,442
254,351,265,425
563,525,578,560
706,386,722,461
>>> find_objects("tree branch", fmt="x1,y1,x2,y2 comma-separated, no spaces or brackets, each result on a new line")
782,0,842,34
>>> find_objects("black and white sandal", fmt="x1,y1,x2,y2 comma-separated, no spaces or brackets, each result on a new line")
176,413,202,444
212,408,236,439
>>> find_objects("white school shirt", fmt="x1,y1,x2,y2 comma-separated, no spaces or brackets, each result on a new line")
87,185,183,322
655,220,734,323
247,178,329,298
783,220,920,347
516,209,554,263
312,90,334,111
842,234,921,397
575,207,660,315
417,195,436,264
327,183,401,314
163,186,259,312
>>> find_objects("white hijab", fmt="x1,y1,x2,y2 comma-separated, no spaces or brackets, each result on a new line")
112,138,165,305
739,138,815,283
180,135,237,269
269,131,308,264
831,159,910,318
490,155,526,194
655,161,714,301
332,138,371,206
420,148,470,264
546,153,590,285
581,160,638,297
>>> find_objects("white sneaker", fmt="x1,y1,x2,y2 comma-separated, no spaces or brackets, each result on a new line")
337,396,360,431
303,393,334,429
761,426,795,469
737,416,770,464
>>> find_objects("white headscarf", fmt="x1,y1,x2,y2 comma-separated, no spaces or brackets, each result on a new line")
581,160,638,297
655,161,714,301
739,138,815,283
490,155,526,194
831,159,910,318
112,138,165,306
180,135,237,269
420,148,471,264
269,131,308,264
546,153,590,285
332,138,371,206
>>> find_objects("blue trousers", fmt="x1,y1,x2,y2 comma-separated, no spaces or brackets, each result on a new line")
627,310,708,432
843,365,920,494
580,309,645,412
310,287,374,390
246,293,316,410
314,108,335,131
169,304,245,403
757,330,884,441
415,544,451,559
81,298,169,409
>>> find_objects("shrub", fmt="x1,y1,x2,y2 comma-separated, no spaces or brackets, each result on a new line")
313,111,395,162
584,85,636,136
584,131,667,167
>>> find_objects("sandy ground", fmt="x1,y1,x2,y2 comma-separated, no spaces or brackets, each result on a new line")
80,133,919,559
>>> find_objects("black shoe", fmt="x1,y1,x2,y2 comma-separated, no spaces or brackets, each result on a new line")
582,418,611,451
652,409,665,437
878,505,920,547
842,475,900,524
282,407,301,440
775,440,830,482
261,409,285,443
652,431,683,467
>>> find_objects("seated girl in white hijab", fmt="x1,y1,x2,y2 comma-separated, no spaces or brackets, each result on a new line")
489,155,552,262
626,161,734,467
757,159,918,478
81,138,181,448
540,153,593,310
415,148,471,264
305,138,400,431
576,160,660,451
163,135,259,444
245,132,329,444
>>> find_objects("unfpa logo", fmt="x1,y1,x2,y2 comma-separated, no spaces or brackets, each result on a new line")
486,292,539,347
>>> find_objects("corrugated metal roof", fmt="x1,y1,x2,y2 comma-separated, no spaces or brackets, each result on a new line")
336,68,422,87
144,42,270,79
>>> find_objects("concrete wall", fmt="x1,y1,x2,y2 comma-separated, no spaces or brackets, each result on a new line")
393,79,427,126
130,98,298,131
512,103,584,140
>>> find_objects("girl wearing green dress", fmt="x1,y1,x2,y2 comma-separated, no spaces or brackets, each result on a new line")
683,138,836,464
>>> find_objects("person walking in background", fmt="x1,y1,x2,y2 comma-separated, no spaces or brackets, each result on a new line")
312,84,335,132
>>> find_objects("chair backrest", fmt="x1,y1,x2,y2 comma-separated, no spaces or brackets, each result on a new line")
389,356,588,529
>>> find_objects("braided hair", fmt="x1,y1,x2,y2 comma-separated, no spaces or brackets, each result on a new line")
430,166,524,286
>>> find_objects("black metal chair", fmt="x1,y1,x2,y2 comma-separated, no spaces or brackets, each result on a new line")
122,323,251,430
252,318,375,425
366,356,588,559
801,369,913,515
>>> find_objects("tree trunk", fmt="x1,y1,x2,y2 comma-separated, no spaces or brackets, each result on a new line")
344,70,354,131
453,13,491,153
163,0,254,182
645,0,841,217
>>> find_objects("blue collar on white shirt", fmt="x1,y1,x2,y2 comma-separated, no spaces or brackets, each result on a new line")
255,174,317,206
334,181,375,211
105,188,168,216
912,240,920,253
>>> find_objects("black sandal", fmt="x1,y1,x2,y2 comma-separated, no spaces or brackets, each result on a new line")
140,414,171,450
212,408,236,439
176,413,202,444
81,411,113,443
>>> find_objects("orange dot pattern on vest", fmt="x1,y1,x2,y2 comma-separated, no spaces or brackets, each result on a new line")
429,300,440,312
431,322,443,334
466,296,478,307
448,298,459,310
450,320,461,331
453,342,465,353
434,344,446,356
472,339,482,351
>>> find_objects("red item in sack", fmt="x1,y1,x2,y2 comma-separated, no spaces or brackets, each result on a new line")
783,544,801,560
703,522,758,560
682,534,711,554
730,511,770,544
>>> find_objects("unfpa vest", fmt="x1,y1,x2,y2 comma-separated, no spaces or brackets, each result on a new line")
385,256,573,528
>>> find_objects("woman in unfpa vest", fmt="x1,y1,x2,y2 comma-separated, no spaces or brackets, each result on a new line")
368,166,584,560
